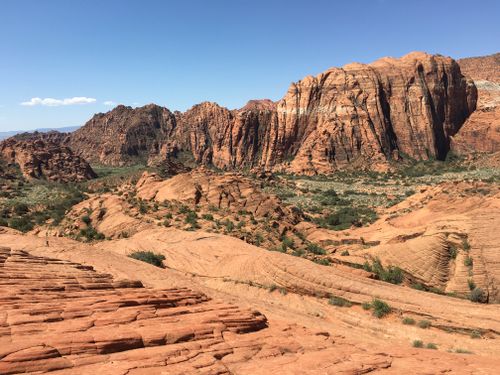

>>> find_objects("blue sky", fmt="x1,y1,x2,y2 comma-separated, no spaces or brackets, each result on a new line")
0,0,498,131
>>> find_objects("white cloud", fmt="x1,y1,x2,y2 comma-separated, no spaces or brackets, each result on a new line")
21,97,97,107
103,100,117,106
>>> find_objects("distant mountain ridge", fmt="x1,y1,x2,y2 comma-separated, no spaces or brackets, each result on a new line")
0,126,80,140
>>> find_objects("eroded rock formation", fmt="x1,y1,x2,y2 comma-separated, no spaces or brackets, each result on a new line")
69,104,178,166
451,53,500,155
69,52,477,173
0,132,96,182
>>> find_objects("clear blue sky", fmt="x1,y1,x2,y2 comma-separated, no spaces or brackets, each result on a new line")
0,0,498,131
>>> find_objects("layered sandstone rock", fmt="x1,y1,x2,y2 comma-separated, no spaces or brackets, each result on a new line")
452,53,500,155
0,246,268,374
0,132,96,182
69,53,477,172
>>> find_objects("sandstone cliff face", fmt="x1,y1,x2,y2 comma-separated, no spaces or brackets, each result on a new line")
173,100,276,169
451,53,500,155
268,52,476,173
70,52,477,173
0,132,96,182
70,104,178,166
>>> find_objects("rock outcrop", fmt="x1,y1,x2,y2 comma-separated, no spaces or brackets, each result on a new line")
69,104,178,166
0,246,269,374
451,53,500,155
69,52,477,173
0,132,96,182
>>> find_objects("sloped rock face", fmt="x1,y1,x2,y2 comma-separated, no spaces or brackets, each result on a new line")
70,53,476,172
0,246,268,374
0,132,96,182
451,53,500,155
70,104,178,166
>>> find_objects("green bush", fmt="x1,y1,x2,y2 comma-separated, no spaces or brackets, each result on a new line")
79,226,105,242
201,213,214,221
470,287,485,303
341,250,350,256
281,236,295,251
449,245,458,259
462,239,471,251
328,296,352,307
402,317,416,325
363,258,404,284
464,256,473,267
129,251,165,268
314,206,377,231
418,320,431,329
371,298,391,318
8,216,34,232
412,340,424,348
426,343,437,349
224,219,235,232
82,214,91,225
467,278,476,291
362,301,372,310
306,242,326,255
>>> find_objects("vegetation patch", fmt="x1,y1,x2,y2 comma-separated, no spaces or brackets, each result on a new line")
129,251,166,268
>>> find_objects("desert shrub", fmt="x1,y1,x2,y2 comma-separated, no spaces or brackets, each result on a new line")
314,258,331,266
281,236,295,251
13,202,29,215
314,206,378,231
470,330,482,339
455,348,472,354
363,258,403,284
426,343,437,349
467,278,476,291
418,320,431,329
0,217,8,227
306,242,325,255
8,216,33,232
402,317,416,325
81,214,91,225
164,212,173,219
268,284,277,292
129,251,165,268
316,189,349,206
371,298,391,318
464,256,473,267
328,296,352,307
202,213,214,221
79,226,105,241
449,245,458,259
138,200,148,214
412,340,424,348
224,219,235,232
292,249,305,257
362,301,372,310
254,232,264,246
179,205,190,214
462,239,471,251
469,287,485,303
341,250,350,256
